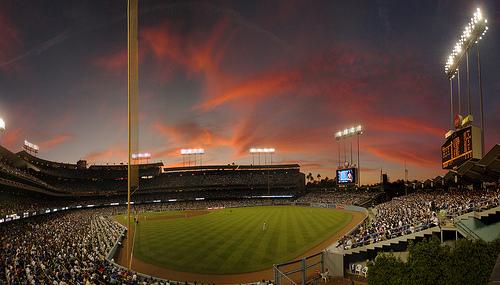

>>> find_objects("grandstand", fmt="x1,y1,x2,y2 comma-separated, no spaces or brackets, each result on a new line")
16,150,304,196
0,145,305,220
1,141,500,284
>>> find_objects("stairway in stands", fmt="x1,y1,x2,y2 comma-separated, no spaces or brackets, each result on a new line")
454,205,500,242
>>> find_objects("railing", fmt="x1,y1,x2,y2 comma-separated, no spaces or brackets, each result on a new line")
273,252,324,285
106,220,127,260
454,219,481,240
273,265,298,285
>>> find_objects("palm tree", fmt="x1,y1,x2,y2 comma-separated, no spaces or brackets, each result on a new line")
317,173,321,181
306,173,314,183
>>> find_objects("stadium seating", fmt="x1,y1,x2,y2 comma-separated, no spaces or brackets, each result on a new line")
337,188,500,250
294,189,380,205
0,144,499,284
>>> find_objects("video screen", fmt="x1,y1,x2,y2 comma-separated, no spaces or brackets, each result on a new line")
336,168,357,184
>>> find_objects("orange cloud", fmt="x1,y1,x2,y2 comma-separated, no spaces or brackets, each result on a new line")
1,128,22,150
365,144,439,167
39,134,73,150
154,121,233,149
196,70,300,111
141,16,232,81
83,147,128,164
370,117,444,137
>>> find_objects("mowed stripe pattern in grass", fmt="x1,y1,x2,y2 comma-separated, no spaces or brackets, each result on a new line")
131,206,351,274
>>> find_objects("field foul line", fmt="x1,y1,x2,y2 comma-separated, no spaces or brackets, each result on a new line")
130,222,138,269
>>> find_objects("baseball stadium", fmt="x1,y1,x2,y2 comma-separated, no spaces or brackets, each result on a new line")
1,1,500,285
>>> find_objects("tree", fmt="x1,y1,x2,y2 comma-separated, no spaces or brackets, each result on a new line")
368,253,407,285
406,237,449,285
306,173,314,184
367,237,500,285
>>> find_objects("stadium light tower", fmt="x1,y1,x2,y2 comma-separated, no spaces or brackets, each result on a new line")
180,148,205,166
335,125,363,186
444,8,488,157
0,118,4,132
131,152,151,164
249,148,275,165
23,140,40,156
0,118,4,144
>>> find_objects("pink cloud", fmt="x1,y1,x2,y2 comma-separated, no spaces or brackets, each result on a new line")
39,134,73,150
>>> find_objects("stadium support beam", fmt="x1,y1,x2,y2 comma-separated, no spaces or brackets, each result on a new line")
127,0,139,270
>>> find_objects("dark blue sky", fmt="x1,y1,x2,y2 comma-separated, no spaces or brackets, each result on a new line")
0,0,499,183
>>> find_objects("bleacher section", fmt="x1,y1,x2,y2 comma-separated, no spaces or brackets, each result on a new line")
10,150,305,196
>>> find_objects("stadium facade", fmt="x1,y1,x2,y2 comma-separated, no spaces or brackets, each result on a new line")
1,144,305,222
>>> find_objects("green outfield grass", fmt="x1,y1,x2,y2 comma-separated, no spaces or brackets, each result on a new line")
116,206,352,274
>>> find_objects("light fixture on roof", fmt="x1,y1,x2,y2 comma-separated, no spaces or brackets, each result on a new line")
23,140,39,155
180,148,205,167
249,147,276,165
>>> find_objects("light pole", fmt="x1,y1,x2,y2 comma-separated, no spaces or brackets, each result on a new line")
132,153,152,165
444,8,488,157
337,138,341,168
249,148,275,165
180,148,205,166
0,118,5,141
249,148,276,194
477,45,485,158
335,125,363,186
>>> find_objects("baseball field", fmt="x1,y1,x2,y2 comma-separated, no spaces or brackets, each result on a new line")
115,206,353,275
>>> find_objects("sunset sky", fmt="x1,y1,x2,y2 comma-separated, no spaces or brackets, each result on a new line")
0,0,499,184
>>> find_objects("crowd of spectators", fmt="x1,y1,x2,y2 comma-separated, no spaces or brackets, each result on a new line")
0,199,286,285
35,169,303,195
0,188,296,217
0,193,56,217
295,189,379,205
1,186,500,284
0,208,170,284
337,188,500,250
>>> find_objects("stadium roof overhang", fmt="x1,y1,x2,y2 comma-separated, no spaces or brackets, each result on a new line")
456,144,500,182
0,145,39,171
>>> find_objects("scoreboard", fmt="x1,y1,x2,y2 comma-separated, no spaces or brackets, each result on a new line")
441,125,481,169
336,168,357,184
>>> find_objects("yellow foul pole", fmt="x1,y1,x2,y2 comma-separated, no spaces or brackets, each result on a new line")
127,0,138,270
